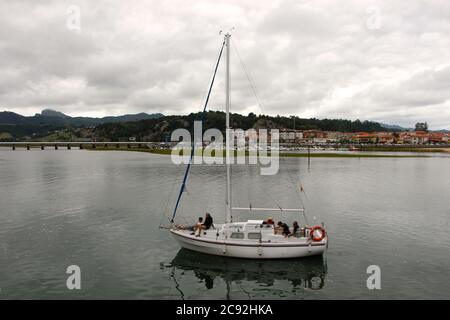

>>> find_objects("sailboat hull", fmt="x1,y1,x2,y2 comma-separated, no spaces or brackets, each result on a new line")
170,229,327,259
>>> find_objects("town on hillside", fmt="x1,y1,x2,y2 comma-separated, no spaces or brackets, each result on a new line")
277,129,449,145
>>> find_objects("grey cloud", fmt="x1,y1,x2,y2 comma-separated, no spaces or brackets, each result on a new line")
354,66,450,110
0,0,450,129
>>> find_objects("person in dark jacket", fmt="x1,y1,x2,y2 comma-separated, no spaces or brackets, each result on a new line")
289,221,300,237
277,221,290,237
202,213,214,230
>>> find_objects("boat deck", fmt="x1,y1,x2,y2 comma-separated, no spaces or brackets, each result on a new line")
172,220,325,246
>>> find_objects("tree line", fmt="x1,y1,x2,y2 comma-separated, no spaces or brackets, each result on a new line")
93,111,387,142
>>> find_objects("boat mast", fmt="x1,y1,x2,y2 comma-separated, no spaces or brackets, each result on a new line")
170,39,225,223
225,33,232,224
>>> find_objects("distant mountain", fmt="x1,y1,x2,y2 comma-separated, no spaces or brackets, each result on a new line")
380,122,449,132
96,112,164,124
380,123,412,131
0,109,164,140
40,109,70,118
0,111,27,125
0,109,163,126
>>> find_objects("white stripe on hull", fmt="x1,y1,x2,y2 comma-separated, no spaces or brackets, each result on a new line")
170,230,326,259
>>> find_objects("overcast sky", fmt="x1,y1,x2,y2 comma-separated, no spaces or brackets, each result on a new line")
1,0,450,129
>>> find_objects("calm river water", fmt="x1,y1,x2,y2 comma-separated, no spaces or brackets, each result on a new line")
0,149,449,299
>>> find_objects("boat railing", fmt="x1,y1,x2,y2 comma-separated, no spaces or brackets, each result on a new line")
232,207,305,212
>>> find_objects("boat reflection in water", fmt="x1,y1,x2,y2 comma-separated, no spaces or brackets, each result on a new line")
164,249,328,299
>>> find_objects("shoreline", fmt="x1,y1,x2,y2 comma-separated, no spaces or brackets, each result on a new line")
81,147,433,158
357,146,450,153
2,145,447,157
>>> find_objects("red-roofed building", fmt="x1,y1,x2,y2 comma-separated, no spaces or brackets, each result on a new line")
429,132,444,144
412,131,429,144
351,132,378,143
302,130,326,139
376,132,394,144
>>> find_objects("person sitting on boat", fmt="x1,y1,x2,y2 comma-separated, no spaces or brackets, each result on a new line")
274,221,286,235
194,217,204,237
263,217,274,225
276,221,290,237
202,213,214,230
289,221,300,237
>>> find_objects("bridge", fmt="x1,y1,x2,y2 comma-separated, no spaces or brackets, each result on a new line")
0,141,165,150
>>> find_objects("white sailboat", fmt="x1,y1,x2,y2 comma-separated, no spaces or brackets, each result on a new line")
169,33,328,259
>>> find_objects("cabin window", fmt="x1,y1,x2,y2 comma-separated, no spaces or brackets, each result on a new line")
230,232,244,239
247,233,261,240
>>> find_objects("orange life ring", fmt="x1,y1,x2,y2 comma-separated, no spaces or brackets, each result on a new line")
310,226,326,241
